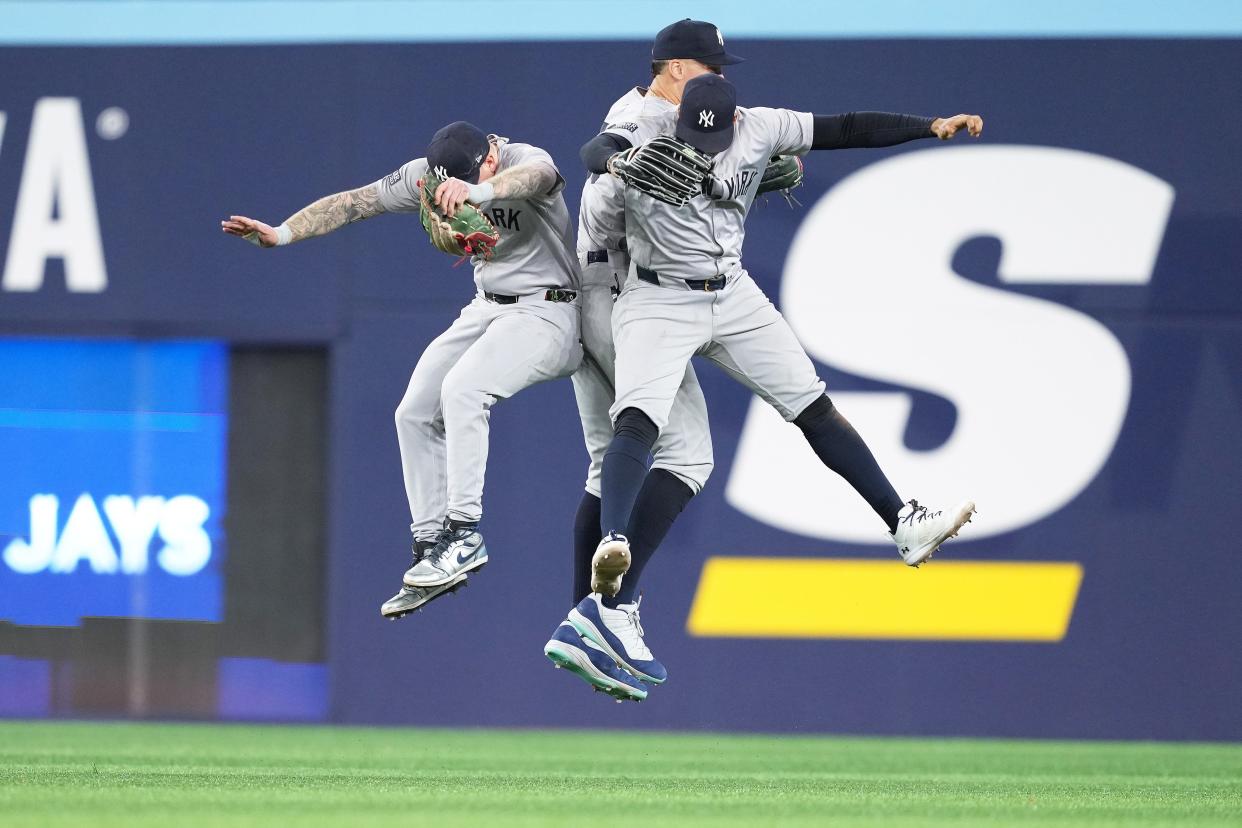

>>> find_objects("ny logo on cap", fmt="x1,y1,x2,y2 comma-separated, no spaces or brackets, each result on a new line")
716,27,724,45
433,165,449,179
699,110,715,128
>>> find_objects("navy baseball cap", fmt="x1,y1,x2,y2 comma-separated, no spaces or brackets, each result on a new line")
676,74,737,154
426,121,490,184
652,19,744,66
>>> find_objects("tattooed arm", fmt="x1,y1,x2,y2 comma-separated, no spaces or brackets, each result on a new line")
488,162,559,200
221,183,386,248
433,162,562,216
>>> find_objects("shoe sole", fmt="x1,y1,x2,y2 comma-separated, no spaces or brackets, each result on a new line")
568,608,665,685
905,501,976,567
403,553,488,588
591,540,631,597
381,574,469,619
544,641,647,702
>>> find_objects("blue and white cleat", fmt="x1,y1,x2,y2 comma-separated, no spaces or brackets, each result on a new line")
404,526,488,587
591,531,631,597
568,594,667,684
544,623,648,702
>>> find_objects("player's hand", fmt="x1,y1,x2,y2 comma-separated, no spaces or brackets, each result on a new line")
931,114,983,140
435,178,471,217
221,215,279,247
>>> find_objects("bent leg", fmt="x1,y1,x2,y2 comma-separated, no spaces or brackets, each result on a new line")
441,303,581,524
394,304,488,539
705,274,900,530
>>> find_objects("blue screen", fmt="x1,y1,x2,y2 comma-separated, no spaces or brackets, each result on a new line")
0,339,227,626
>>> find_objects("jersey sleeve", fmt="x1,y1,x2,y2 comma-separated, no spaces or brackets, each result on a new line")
750,107,815,157
501,143,565,197
374,157,429,214
600,118,643,144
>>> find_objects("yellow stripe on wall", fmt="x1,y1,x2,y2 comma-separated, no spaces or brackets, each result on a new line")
687,558,1083,642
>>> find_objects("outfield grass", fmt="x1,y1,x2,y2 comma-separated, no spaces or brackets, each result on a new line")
1,722,1240,827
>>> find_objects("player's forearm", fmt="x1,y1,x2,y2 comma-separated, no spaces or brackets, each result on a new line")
283,184,385,242
811,112,936,150
478,162,559,201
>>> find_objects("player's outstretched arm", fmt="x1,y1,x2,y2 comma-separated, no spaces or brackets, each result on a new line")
811,112,982,150
434,162,561,216
221,184,387,248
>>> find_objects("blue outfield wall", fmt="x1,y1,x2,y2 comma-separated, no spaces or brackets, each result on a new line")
0,40,1240,739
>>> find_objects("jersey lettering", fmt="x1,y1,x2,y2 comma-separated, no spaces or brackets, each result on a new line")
719,169,758,201
489,207,521,231
726,146,1174,541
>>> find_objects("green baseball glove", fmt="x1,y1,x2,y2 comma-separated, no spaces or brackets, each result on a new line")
419,173,501,260
755,155,805,206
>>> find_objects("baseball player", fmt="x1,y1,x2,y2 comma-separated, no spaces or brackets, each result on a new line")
543,19,740,703
570,75,981,687
221,121,582,619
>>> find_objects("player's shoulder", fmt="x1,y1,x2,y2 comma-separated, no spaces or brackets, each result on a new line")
380,156,428,189
738,106,797,124
603,87,674,137
396,156,429,178
499,140,555,168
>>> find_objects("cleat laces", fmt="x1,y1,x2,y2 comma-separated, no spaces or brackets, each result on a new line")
898,499,942,528
617,598,652,660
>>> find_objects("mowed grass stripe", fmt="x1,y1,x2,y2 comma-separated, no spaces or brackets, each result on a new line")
1,722,1240,827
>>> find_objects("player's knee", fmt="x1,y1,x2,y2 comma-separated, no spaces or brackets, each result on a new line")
613,407,659,449
394,394,436,433
793,394,835,432
439,374,493,418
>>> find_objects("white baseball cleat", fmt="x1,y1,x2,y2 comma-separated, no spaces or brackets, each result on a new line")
590,531,632,597
892,499,976,567
404,526,488,587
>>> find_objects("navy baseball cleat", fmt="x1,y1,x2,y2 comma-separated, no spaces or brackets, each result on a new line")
544,622,648,702
569,593,667,684
892,499,976,566
404,525,488,587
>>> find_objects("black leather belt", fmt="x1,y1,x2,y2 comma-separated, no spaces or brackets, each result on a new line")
484,289,577,304
636,266,727,292
586,250,609,264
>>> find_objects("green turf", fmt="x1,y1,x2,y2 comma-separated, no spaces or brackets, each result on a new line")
1,722,1240,827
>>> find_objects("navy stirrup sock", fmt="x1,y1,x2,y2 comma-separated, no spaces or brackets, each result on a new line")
606,468,695,607
572,491,602,604
794,395,904,533
599,408,659,536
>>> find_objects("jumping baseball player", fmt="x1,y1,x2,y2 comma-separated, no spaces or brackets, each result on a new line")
570,75,981,689
543,19,739,703
221,121,582,620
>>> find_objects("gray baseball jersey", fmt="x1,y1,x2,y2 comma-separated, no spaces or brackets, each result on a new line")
610,107,824,431
570,88,715,496
377,141,579,295
576,88,676,267
623,107,813,280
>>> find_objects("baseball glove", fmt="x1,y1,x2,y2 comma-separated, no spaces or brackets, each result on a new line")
610,135,714,207
419,173,501,260
755,155,805,207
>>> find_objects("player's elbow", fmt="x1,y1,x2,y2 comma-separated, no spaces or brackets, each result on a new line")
580,133,632,174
